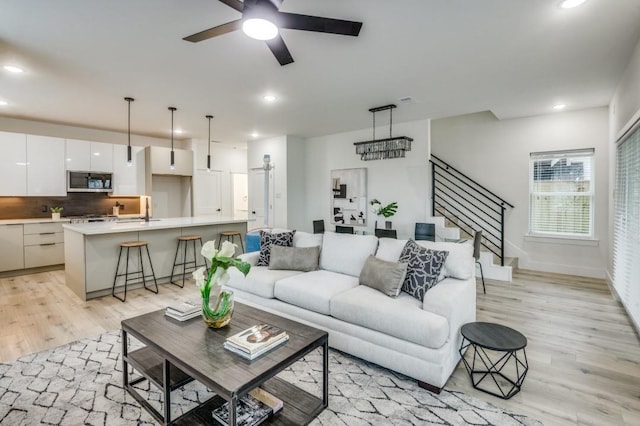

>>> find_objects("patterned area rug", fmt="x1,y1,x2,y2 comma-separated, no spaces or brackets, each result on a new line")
0,330,542,425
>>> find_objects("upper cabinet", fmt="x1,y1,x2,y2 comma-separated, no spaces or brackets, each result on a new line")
147,146,193,176
112,145,146,195
26,135,66,196
0,131,27,196
65,139,113,172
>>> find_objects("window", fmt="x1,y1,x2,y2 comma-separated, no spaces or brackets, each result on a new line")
529,148,594,237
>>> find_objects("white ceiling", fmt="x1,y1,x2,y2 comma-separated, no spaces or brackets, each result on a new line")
0,0,639,145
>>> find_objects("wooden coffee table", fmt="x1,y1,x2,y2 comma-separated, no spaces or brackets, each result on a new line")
121,302,329,425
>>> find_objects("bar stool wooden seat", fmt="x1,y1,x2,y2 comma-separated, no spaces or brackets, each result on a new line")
218,231,244,253
170,234,208,288
112,240,158,302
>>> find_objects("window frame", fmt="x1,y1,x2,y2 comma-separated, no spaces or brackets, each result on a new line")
528,148,595,239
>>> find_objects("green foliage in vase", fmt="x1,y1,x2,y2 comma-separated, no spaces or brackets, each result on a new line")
369,199,398,218
50,207,63,213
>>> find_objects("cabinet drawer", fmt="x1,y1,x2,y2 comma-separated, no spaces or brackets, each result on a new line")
24,222,64,235
24,243,64,268
24,232,64,246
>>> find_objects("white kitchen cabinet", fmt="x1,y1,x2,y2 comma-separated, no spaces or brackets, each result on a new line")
23,222,65,268
147,146,193,176
0,131,27,196
112,144,146,195
0,224,24,272
26,135,66,196
66,139,113,172
89,141,113,172
65,139,91,171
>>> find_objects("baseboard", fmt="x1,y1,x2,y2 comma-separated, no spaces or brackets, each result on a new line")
517,259,605,279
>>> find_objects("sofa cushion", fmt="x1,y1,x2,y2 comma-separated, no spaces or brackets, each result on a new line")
293,231,323,248
319,232,378,277
376,238,474,280
256,230,295,266
226,266,304,299
415,240,474,280
399,240,449,302
330,285,450,349
274,270,358,315
359,255,407,297
268,245,320,272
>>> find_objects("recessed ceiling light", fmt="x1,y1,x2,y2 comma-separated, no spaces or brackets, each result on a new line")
250,132,259,138
559,0,586,9
553,104,567,110
175,129,184,134
263,95,277,103
93,152,101,156
3,65,24,73
0,100,8,106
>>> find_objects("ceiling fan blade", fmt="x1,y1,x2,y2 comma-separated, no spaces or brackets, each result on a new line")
183,20,242,42
218,0,244,12
276,12,362,36
265,34,294,66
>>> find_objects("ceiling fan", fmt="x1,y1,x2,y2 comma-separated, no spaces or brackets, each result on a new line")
183,0,363,66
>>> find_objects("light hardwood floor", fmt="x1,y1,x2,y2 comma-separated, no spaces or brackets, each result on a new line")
0,269,639,425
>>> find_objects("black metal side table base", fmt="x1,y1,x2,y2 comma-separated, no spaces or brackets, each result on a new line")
459,338,528,400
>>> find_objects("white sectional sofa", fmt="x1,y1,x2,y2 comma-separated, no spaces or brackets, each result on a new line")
225,231,476,392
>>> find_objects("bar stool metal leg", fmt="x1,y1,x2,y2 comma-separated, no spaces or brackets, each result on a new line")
169,239,183,288
144,245,159,294
112,246,126,302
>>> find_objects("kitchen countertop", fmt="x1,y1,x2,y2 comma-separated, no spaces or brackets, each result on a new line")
62,216,249,235
0,218,71,225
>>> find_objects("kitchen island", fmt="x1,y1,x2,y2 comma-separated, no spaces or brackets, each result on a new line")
63,216,248,300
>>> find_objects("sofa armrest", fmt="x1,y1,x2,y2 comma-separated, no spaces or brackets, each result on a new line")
422,278,476,334
238,251,260,266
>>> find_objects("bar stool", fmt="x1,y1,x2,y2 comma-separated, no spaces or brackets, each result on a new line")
170,235,208,288
218,231,244,253
112,241,158,302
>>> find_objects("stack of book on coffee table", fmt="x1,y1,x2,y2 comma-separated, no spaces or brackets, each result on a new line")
224,324,289,360
164,300,200,321
212,387,283,426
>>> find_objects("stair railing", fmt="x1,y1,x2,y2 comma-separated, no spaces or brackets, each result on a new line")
430,154,514,266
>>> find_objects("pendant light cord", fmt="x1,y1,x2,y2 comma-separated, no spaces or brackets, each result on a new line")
207,115,213,156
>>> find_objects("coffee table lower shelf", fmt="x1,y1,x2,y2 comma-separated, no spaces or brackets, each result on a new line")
172,377,324,426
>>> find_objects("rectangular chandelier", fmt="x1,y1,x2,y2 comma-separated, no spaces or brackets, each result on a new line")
353,104,413,161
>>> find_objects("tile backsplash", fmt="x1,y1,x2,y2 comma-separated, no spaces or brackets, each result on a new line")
0,193,141,219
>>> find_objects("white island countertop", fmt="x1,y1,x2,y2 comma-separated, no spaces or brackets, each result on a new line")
63,216,248,235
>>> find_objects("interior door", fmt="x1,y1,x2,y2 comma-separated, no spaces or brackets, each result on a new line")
232,172,249,218
249,169,274,228
194,169,222,216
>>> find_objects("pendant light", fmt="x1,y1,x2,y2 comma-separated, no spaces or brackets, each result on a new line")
206,115,213,172
124,97,134,166
169,106,177,170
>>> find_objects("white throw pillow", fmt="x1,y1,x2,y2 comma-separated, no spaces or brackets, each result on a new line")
415,240,474,280
319,232,379,277
293,231,323,248
375,238,408,262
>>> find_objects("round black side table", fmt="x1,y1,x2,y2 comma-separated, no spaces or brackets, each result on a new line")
459,322,528,399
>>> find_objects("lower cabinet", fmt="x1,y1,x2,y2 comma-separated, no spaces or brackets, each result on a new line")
0,224,25,272
23,222,65,268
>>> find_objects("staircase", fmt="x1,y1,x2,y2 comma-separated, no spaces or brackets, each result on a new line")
429,155,515,282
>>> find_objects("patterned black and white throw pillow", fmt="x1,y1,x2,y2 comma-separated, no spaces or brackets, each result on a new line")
256,230,296,266
399,239,449,301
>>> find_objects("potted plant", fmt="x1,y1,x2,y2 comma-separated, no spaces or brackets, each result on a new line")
50,206,63,221
370,199,398,229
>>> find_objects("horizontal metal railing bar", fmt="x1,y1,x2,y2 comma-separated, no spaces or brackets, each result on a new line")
434,195,502,244
434,170,503,217
435,192,502,242
434,205,501,258
432,161,507,210
434,182,503,235
433,176,502,225
431,155,514,208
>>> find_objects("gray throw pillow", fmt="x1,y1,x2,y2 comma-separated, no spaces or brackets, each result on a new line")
256,230,295,266
399,240,449,301
268,245,320,272
359,256,408,297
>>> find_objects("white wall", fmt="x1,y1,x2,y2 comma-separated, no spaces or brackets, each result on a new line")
431,108,609,278
286,136,307,232
191,139,247,217
302,119,431,238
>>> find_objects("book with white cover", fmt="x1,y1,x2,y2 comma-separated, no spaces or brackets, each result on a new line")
165,310,201,322
226,324,288,354
166,299,200,315
223,335,289,360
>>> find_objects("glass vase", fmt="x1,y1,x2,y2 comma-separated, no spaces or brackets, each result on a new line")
202,288,234,328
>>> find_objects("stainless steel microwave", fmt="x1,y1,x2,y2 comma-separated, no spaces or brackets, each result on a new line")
67,171,113,193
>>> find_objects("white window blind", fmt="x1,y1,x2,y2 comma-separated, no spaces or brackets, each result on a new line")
529,149,594,237
613,124,640,327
